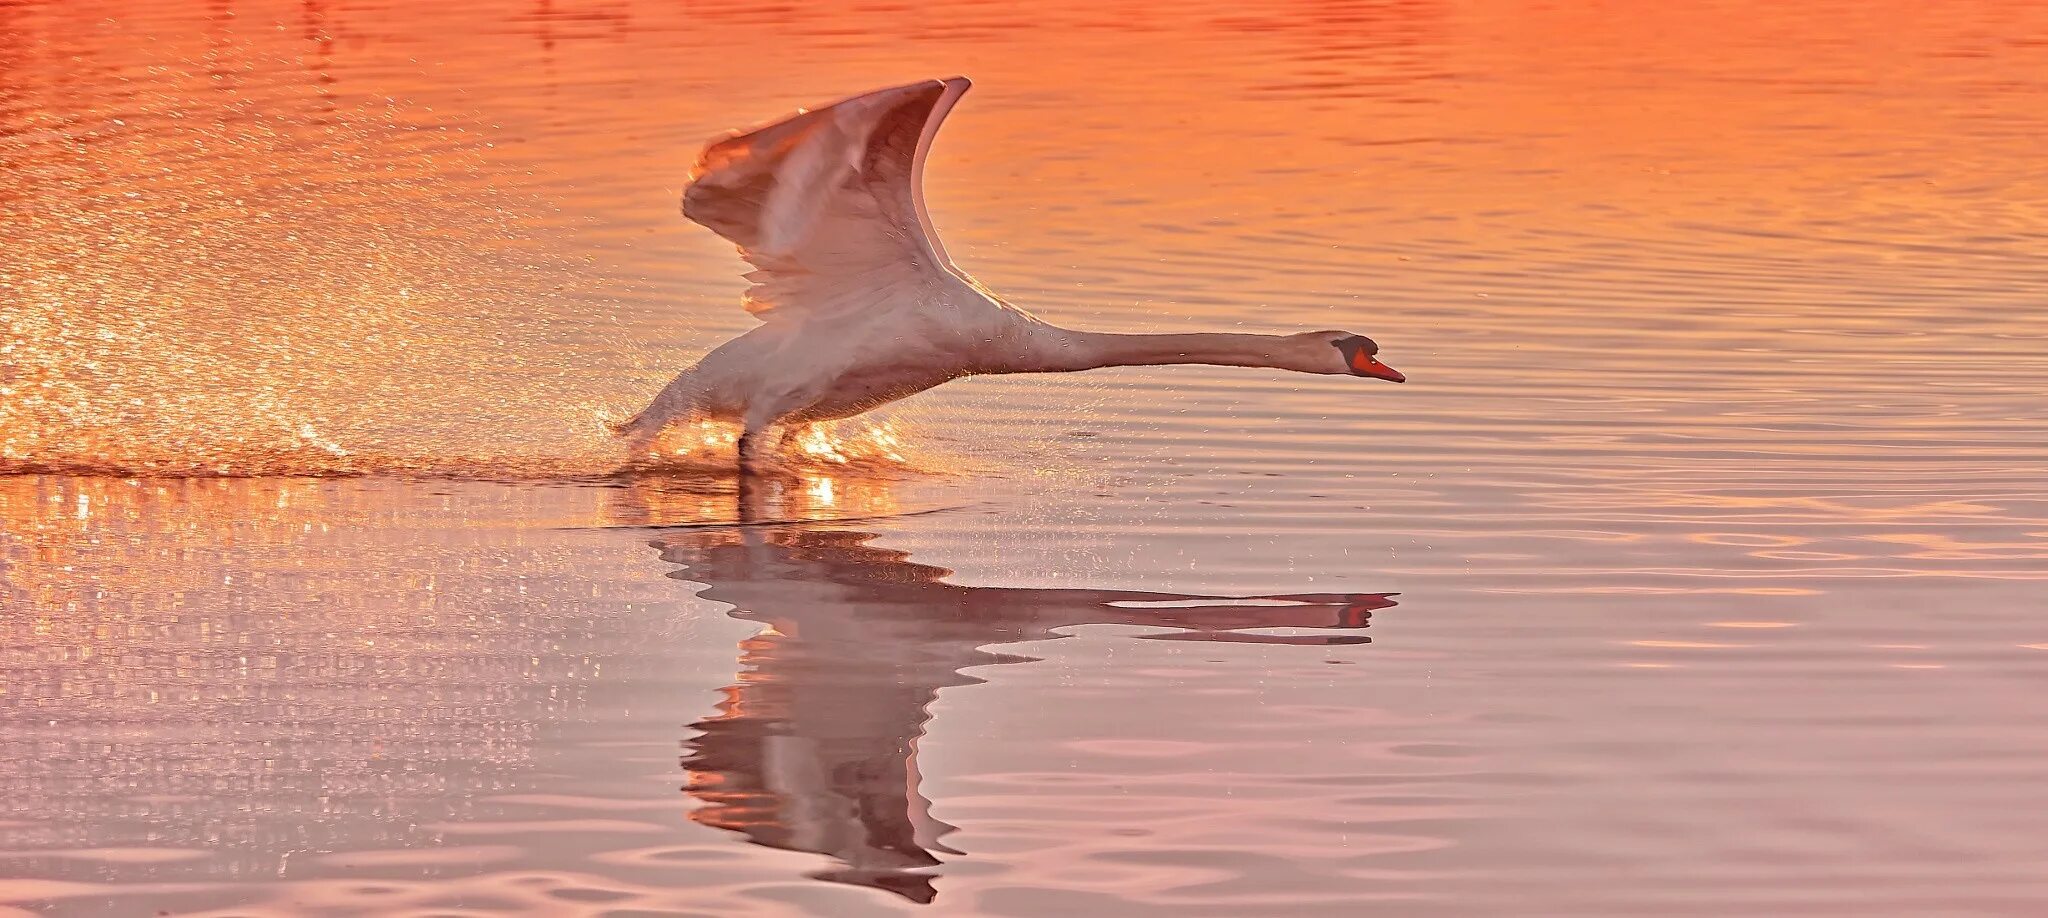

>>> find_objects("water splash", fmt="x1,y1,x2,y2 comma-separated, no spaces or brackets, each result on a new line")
0,19,618,479
0,18,942,482
629,418,920,477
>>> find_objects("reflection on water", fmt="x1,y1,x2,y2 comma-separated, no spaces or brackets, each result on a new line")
7,0,2048,913
0,476,610,881
653,519,1391,902
0,471,1404,914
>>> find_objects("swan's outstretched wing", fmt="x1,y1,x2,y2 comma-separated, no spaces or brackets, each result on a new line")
683,77,973,324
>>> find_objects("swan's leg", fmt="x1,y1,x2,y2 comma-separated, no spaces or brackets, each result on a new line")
735,429,761,475
735,406,786,476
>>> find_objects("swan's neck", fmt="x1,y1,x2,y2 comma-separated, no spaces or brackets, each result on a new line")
1015,326,1298,373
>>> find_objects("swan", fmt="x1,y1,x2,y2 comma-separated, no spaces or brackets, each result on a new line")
615,76,1405,472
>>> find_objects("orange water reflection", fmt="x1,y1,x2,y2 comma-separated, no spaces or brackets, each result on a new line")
0,476,615,883
1,468,1396,912
5,0,2044,480
6,0,2048,913
658,523,1390,903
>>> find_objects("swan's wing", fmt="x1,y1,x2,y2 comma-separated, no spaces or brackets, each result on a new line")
682,77,973,324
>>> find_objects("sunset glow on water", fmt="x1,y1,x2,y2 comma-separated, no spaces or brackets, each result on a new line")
4,1,2048,914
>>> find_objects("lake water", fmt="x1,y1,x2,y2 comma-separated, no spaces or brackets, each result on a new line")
4,0,2048,914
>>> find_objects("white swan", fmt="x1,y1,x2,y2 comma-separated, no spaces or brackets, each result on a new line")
616,76,1405,472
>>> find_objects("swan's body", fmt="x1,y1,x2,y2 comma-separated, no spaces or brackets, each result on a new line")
617,77,1405,471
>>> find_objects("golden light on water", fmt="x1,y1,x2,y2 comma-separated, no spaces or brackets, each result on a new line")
638,419,915,471
6,0,2048,914
651,420,741,459
0,40,921,481
794,422,909,466
0,84,582,475
0,8,616,478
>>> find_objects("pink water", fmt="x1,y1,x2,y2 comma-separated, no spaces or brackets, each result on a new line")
4,0,2048,914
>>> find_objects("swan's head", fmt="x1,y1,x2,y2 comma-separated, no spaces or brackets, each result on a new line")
1297,331,1405,382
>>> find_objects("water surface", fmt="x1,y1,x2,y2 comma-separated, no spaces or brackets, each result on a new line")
4,0,2048,914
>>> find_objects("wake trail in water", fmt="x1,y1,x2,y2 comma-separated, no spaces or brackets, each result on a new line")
0,446,927,483
565,503,973,531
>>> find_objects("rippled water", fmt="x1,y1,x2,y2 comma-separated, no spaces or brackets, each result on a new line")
5,0,2048,914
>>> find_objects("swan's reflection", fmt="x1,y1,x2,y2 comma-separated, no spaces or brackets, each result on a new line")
622,474,1396,904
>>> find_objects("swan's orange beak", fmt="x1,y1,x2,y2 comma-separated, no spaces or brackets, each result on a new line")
1350,350,1406,383
1333,335,1405,382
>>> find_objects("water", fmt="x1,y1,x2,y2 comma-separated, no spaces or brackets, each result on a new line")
4,0,2048,914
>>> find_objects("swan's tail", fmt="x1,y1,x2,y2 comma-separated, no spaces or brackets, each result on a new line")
606,411,647,437
609,403,679,447
611,368,702,446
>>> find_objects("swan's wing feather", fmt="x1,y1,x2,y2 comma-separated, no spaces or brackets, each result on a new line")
682,78,971,324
